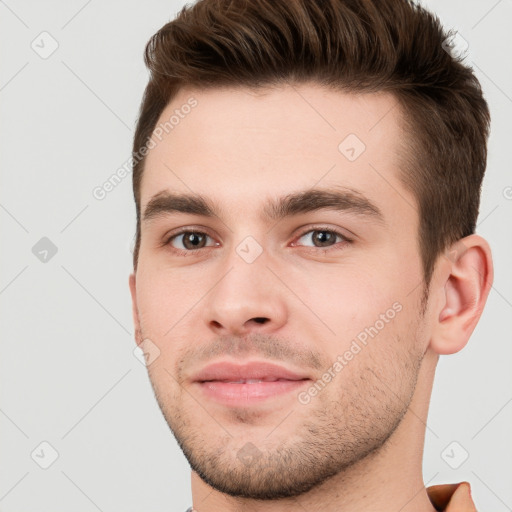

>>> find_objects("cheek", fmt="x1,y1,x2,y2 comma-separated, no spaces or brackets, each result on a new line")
312,309,422,416
288,262,403,339
135,267,186,338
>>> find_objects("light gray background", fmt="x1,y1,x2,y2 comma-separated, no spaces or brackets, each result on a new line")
1,1,511,510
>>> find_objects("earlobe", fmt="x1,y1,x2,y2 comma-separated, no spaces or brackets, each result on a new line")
129,273,142,347
429,234,493,355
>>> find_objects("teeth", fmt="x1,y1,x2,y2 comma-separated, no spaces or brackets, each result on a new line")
225,379,263,383
212,378,297,384
223,379,268,384
213,378,299,384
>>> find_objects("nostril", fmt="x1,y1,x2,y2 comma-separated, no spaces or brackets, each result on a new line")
252,317,268,324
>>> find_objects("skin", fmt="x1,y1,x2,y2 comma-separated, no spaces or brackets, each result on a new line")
129,83,493,511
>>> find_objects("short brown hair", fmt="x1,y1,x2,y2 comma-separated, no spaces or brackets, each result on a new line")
131,0,490,299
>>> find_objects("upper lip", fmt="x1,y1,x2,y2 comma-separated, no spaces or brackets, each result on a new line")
192,361,311,382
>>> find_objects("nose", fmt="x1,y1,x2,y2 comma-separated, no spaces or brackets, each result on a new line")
201,251,288,337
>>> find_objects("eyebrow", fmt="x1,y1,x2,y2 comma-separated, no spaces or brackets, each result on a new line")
142,187,385,225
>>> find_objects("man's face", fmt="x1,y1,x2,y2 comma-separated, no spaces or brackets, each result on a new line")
130,84,431,499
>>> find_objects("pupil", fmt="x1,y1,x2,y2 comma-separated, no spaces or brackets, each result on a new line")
185,233,204,249
314,231,334,247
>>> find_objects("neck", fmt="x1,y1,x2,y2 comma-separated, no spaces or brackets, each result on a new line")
190,351,439,512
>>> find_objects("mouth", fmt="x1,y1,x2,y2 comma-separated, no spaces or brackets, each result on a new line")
192,360,311,383
202,378,305,383
192,360,311,405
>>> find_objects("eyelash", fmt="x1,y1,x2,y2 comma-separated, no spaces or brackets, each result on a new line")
163,226,353,255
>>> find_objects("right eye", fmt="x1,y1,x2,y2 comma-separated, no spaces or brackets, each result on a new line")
165,230,219,253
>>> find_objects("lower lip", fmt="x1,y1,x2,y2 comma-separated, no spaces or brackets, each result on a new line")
197,380,310,406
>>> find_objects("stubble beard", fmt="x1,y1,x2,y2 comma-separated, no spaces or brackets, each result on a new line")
147,337,425,500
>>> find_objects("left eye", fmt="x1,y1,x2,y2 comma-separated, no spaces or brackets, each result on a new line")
295,229,347,248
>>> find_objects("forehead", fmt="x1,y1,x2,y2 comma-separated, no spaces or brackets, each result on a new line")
140,84,416,227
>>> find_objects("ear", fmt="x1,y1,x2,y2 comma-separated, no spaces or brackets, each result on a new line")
129,273,143,347
429,234,493,355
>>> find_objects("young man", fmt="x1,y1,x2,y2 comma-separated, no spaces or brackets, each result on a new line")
128,0,493,510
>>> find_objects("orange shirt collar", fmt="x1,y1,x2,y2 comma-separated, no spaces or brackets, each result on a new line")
427,482,477,511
